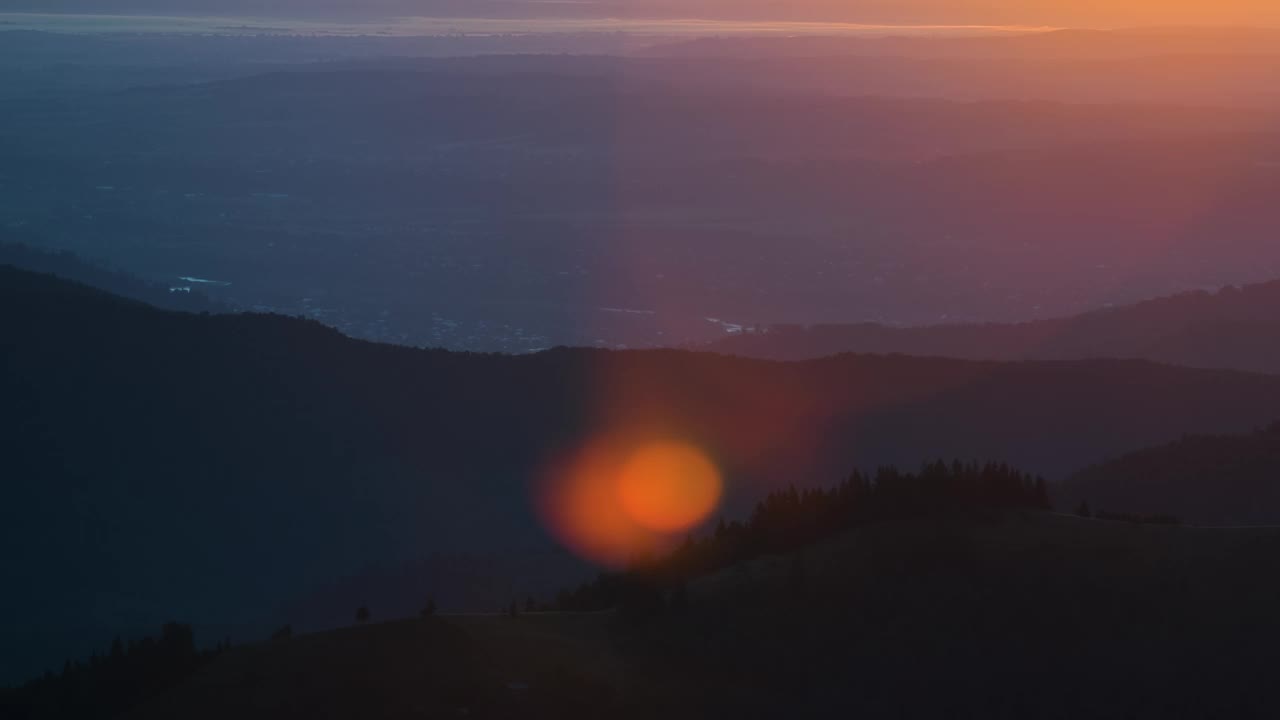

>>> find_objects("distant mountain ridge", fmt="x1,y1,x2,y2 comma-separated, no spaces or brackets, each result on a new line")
640,27,1280,59
9,264,1280,683
7,57,1280,349
0,241,228,315
1061,424,1280,526
710,279,1280,374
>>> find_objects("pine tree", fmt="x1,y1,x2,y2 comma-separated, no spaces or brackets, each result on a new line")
1034,477,1051,509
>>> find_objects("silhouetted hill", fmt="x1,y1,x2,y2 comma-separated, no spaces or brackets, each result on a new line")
0,623,225,720
72,513,1280,719
8,265,1280,684
710,279,1280,374
120,615,622,720
555,460,1051,612
0,241,228,314
1061,423,1280,525
638,512,1280,718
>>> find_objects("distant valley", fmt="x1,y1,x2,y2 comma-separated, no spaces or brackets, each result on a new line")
4,30,1280,352
711,278,1280,374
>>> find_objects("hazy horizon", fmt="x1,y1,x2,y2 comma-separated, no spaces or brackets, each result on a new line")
0,12,1061,37
3,0,1280,30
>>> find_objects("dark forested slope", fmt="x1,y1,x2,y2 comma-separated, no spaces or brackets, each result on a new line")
1061,423,1280,525
70,515,1280,720
7,264,1280,683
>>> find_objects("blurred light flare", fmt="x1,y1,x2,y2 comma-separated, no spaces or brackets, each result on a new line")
616,441,723,533
533,29,1276,567
538,435,724,567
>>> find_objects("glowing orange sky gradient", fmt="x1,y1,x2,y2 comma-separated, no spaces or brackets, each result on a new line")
609,0,1280,28
10,0,1280,30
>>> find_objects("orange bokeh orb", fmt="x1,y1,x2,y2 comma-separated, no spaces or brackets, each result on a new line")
615,442,723,533
536,436,724,567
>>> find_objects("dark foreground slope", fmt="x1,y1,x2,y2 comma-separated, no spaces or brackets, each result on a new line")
1061,423,1280,525
116,616,622,720
638,512,1280,718
712,280,1280,373
94,513,1280,720
7,264,1280,682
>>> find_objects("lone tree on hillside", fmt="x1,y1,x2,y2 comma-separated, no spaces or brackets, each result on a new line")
420,598,437,619
356,607,370,624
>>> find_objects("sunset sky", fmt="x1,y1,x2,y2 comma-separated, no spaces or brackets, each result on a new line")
603,0,1280,26
6,0,1280,28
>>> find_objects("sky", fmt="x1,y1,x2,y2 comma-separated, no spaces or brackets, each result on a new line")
601,0,1280,27
3,0,1279,28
